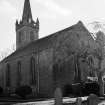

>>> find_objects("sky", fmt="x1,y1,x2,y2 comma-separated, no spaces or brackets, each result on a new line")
0,0,105,55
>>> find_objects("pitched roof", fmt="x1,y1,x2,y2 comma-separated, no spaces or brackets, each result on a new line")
1,21,94,63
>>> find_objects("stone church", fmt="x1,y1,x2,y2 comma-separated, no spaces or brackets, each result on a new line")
0,0,100,97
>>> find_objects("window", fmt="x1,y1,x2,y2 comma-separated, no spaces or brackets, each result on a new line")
6,64,11,87
30,31,34,41
30,57,36,85
17,61,21,86
18,31,24,43
19,31,22,43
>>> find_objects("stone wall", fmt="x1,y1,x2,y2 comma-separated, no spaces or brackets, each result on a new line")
53,22,97,90
0,46,54,97
38,48,54,97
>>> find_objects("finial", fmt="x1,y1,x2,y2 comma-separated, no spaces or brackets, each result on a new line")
78,21,83,25
36,18,39,24
36,17,39,31
16,20,18,25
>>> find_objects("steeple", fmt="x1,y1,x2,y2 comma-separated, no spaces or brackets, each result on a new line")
22,0,33,23
15,0,39,50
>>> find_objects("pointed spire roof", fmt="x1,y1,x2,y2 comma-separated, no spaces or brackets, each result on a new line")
36,18,39,24
22,0,33,22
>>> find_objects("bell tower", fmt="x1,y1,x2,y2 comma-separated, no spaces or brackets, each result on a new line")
15,0,39,50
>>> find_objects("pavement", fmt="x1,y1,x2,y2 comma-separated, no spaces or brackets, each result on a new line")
0,96,90,105
13,97,88,105
0,96,104,105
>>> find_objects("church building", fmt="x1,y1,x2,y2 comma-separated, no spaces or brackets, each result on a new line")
0,0,99,97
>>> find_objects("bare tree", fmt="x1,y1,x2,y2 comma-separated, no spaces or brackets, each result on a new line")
93,31,105,96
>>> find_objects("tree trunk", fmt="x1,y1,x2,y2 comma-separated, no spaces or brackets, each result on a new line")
98,71,104,96
97,59,104,96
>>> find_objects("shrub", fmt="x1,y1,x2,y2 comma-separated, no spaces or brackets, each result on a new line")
72,83,83,97
83,82,99,96
63,84,73,97
15,85,32,98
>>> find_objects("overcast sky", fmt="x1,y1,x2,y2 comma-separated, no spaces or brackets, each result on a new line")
0,0,105,53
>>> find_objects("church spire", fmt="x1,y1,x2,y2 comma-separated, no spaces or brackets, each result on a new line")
22,0,33,23
15,0,39,50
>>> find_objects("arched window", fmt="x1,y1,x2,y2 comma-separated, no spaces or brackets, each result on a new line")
6,64,11,87
87,55,94,77
17,61,21,86
30,57,36,85
30,31,34,41
19,31,22,43
53,63,59,82
18,31,24,43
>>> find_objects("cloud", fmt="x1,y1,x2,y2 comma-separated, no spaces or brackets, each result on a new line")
35,0,72,16
0,0,17,15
